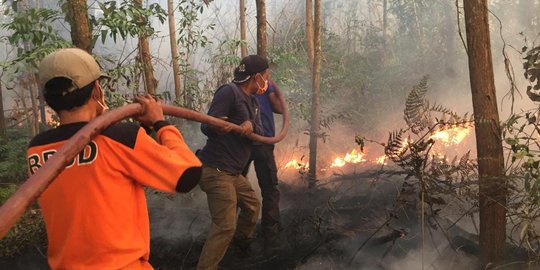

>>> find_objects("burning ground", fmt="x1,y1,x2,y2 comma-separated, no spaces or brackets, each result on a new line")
0,127,531,269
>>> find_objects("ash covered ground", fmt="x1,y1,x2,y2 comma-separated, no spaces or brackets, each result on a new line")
145,167,511,270
0,167,530,270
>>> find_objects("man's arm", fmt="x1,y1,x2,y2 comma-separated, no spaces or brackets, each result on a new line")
125,96,202,193
117,127,202,193
201,85,235,136
268,81,284,114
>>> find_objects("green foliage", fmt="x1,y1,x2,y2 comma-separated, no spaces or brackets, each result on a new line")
93,1,167,43
175,0,214,108
177,0,214,50
0,182,46,258
503,109,540,208
0,7,70,66
209,39,242,85
0,129,31,184
523,45,540,92
101,61,142,96
0,183,17,205
0,209,46,258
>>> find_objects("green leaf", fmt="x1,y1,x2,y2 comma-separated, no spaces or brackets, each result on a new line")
101,30,107,44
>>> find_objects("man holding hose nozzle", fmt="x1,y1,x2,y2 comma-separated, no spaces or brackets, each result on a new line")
196,55,270,270
26,48,202,270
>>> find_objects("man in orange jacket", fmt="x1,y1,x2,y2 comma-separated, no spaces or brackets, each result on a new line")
27,48,202,270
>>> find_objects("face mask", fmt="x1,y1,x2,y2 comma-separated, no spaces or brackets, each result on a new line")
95,87,108,115
255,73,268,95
97,99,108,112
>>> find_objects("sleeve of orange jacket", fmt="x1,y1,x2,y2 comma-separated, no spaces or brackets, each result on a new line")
121,126,202,193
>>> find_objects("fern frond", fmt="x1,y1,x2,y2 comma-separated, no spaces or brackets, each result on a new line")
404,76,432,134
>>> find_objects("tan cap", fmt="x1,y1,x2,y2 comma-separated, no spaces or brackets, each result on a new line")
39,48,108,95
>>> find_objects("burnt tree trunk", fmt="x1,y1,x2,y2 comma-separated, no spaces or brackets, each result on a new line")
308,0,321,188
167,0,182,102
66,0,92,53
463,0,506,268
240,0,248,58
256,0,267,57
306,0,314,67
134,0,157,95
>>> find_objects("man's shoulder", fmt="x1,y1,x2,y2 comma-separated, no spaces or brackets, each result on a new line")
213,83,244,103
27,122,141,150
28,122,86,148
216,83,239,95
101,122,141,149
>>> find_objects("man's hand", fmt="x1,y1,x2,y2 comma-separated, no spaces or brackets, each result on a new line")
135,95,164,127
219,122,234,134
239,120,253,136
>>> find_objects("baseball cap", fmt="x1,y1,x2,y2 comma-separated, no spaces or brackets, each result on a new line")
233,55,269,83
39,48,109,95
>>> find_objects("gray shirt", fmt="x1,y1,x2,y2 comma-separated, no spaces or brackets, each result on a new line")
197,83,262,174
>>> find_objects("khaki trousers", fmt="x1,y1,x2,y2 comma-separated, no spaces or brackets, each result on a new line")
196,166,261,270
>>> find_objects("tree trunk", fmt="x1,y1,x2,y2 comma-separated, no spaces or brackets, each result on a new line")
167,0,182,102
463,0,506,268
308,0,321,188
27,75,39,135
381,0,388,63
18,0,39,135
19,84,32,136
66,0,92,53
0,79,6,139
38,75,46,127
134,0,157,95
240,0,248,57
382,0,388,41
32,0,46,127
256,0,267,57
306,0,314,67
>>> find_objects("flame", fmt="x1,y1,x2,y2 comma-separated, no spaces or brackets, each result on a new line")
375,155,387,165
430,125,472,146
397,138,412,154
330,149,366,168
284,159,308,170
388,138,413,158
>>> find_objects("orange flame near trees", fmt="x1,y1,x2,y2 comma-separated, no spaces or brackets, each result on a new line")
430,125,472,146
284,159,308,170
282,124,474,172
330,149,366,168
375,156,387,165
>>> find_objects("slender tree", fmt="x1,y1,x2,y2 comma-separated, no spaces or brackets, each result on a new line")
381,0,388,62
18,0,39,135
134,0,157,95
167,0,182,101
463,0,506,267
0,79,5,139
306,0,314,67
308,0,321,188
240,0,248,57
66,0,92,53
256,0,267,57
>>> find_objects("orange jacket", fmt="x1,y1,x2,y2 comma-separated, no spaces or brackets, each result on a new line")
27,122,201,270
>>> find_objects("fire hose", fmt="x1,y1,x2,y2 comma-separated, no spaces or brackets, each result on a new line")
0,92,289,240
